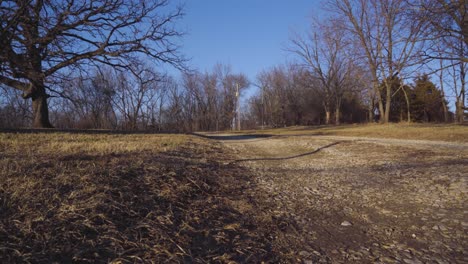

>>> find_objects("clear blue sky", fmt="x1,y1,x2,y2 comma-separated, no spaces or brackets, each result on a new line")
170,0,322,90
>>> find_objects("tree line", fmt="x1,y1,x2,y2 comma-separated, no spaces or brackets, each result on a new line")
1,63,250,131
1,0,466,130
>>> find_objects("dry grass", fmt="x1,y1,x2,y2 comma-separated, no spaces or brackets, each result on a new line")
0,132,280,263
235,123,468,142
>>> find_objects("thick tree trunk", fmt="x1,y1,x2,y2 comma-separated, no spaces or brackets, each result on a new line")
441,99,448,123
335,97,342,125
335,108,340,125
31,87,53,128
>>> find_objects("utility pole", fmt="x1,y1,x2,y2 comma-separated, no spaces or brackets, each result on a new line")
261,85,265,129
236,83,241,131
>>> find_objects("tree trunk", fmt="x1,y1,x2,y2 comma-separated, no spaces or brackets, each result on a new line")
456,100,464,123
441,98,448,123
335,108,340,125
31,85,53,128
374,82,385,123
384,85,391,123
438,61,449,123
325,110,331,125
368,97,374,123
402,86,411,123
335,97,342,125
458,63,466,123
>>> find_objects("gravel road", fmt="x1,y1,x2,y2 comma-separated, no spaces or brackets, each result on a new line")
209,134,468,263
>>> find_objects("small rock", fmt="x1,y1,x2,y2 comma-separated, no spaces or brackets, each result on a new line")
341,220,352,226
403,258,423,264
432,225,448,231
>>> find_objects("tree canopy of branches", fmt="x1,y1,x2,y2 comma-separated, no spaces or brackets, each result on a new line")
0,0,185,128
325,0,428,123
290,20,360,125
178,65,248,132
247,65,366,127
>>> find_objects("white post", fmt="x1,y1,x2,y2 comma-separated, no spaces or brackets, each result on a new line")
236,83,240,130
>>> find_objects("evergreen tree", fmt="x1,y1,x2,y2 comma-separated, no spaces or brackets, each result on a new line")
411,75,446,122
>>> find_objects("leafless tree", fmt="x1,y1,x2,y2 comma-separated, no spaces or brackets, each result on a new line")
0,0,185,128
326,0,428,123
213,65,249,130
112,64,162,130
410,0,466,122
0,84,31,127
59,70,117,129
290,19,357,125
252,65,324,127
413,0,467,62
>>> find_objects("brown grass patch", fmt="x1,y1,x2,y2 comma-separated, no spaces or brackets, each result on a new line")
232,123,468,142
0,133,280,263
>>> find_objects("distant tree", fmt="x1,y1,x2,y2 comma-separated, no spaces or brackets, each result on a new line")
112,65,163,130
340,91,368,123
61,70,117,129
290,19,356,125
163,78,185,131
411,75,446,122
0,85,30,127
251,65,324,127
0,0,185,128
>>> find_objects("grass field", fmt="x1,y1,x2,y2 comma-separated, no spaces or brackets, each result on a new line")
0,124,467,263
230,123,468,142
0,132,279,263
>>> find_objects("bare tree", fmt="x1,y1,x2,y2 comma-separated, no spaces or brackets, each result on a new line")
291,20,356,125
60,70,117,129
326,0,427,123
414,0,467,62
410,0,466,122
112,64,162,130
256,68,289,127
0,84,31,127
212,65,249,130
0,0,185,128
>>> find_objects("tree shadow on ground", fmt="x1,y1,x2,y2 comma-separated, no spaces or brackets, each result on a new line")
192,132,273,141
231,141,344,163
0,142,282,263
0,128,178,134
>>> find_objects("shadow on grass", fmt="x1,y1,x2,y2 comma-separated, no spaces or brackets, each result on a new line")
232,141,344,163
192,132,273,141
0,144,281,263
0,128,181,134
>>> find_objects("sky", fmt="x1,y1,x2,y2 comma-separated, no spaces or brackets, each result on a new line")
169,0,322,93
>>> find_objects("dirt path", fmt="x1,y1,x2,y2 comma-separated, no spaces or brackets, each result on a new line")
210,134,468,263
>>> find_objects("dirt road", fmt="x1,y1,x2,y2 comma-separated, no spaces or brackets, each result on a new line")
209,134,468,263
